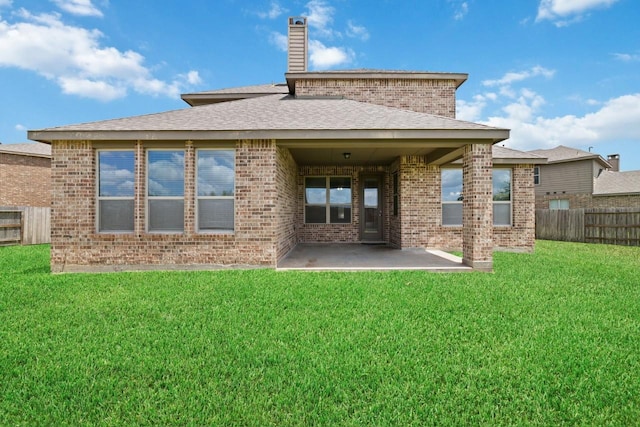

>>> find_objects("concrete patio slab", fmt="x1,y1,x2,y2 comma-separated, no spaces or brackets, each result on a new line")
277,243,471,272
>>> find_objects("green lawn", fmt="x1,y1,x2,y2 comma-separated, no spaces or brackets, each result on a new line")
1,241,639,426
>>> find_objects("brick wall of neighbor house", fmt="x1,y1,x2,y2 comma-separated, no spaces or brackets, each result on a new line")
536,193,640,209
294,78,457,118
276,146,299,260
297,165,389,243
0,152,51,207
50,139,281,272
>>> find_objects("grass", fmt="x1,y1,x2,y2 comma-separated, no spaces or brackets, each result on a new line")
1,241,639,426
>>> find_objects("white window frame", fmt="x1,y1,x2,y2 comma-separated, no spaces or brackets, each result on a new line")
96,149,135,234
493,168,512,227
196,149,235,234
441,168,463,227
304,176,352,224
146,149,185,234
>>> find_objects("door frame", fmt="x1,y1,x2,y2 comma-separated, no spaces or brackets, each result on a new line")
360,173,384,242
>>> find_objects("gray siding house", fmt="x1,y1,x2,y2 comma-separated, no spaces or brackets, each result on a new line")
529,145,639,209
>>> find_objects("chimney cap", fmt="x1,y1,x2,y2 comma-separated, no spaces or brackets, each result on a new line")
608,154,620,159
289,16,307,25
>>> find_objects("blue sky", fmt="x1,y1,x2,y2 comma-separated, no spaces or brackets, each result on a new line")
1,0,639,170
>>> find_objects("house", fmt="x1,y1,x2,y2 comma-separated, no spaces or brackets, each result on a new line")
28,17,543,273
0,142,51,207
529,145,640,209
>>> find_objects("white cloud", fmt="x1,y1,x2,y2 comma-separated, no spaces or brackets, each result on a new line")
309,39,353,69
346,20,369,41
536,0,619,26
305,0,336,38
15,123,26,131
257,1,286,19
52,0,103,17
269,31,288,52
0,10,201,101
0,0,13,8
613,52,640,62
454,2,469,20
485,93,640,152
483,66,555,87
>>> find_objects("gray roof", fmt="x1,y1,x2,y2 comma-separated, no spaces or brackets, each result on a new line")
0,142,51,158
30,94,508,143
493,145,547,163
184,83,289,96
594,170,640,196
528,145,610,167
181,83,289,106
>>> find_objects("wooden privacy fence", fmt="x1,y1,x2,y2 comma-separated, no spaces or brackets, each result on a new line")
536,208,640,246
0,207,51,246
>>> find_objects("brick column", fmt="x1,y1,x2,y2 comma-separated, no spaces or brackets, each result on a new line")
183,141,195,235
134,140,145,236
462,143,493,271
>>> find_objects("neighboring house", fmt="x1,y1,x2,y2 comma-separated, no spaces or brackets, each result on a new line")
529,145,640,209
0,142,51,207
29,17,543,273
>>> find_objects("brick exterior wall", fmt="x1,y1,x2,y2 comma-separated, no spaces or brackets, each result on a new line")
0,152,51,207
297,165,389,243
536,193,640,209
494,165,535,251
50,139,282,272
276,146,298,259
378,156,535,255
294,78,457,118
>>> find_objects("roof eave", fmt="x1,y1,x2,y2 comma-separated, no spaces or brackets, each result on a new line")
0,149,51,158
28,128,509,144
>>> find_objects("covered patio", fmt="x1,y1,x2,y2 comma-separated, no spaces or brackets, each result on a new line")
277,243,471,272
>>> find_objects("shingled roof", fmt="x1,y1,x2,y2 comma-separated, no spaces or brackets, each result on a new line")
181,83,289,106
528,145,611,167
30,94,509,143
0,142,51,158
594,170,640,196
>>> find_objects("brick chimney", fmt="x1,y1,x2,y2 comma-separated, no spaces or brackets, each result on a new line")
607,154,620,172
288,17,308,72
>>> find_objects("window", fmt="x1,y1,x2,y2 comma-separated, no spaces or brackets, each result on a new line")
305,177,352,224
393,172,399,216
534,166,540,185
197,150,235,232
493,169,512,226
549,199,569,210
441,169,463,226
147,150,184,232
97,150,135,232
441,168,512,226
